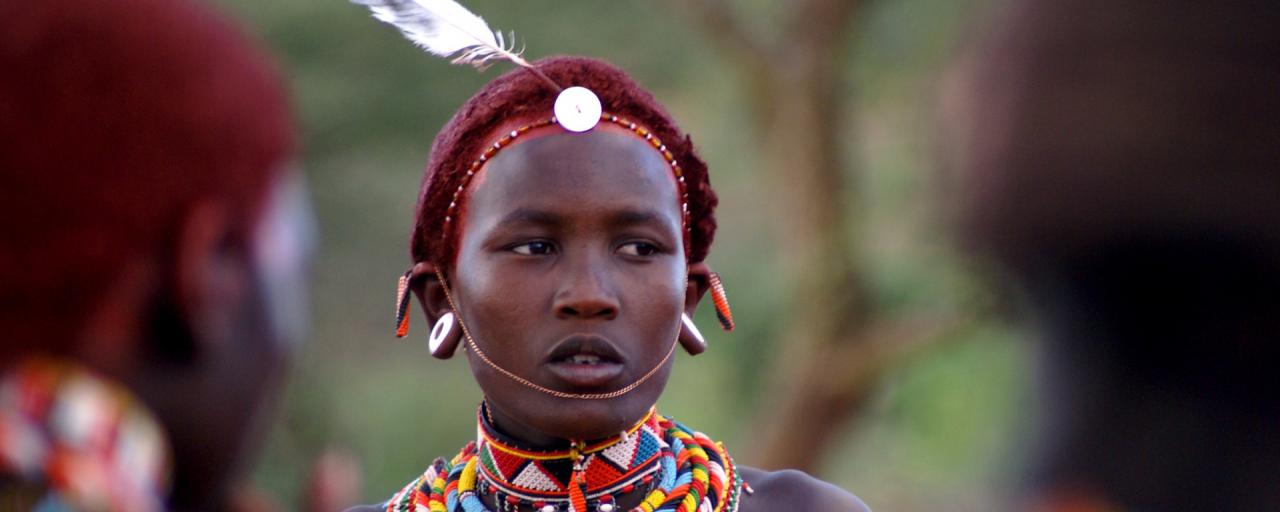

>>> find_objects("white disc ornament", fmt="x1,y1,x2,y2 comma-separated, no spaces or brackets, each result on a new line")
554,86,602,132
428,312,455,355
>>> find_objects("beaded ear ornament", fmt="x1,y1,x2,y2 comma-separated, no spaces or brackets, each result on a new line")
708,272,734,331
394,269,413,338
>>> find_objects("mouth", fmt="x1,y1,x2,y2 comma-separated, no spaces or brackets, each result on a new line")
543,334,626,389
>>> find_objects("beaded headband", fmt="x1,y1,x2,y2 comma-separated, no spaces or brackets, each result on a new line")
440,112,692,254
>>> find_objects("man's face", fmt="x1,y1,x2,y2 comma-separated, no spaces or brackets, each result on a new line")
452,126,687,441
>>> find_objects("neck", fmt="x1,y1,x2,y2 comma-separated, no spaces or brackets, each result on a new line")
1029,330,1280,510
483,401,572,449
1021,247,1280,509
1031,385,1280,510
481,401,651,450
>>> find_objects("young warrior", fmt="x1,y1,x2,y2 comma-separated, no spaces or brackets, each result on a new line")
349,3,867,512
0,0,308,509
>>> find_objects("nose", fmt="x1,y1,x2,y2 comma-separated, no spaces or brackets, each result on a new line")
553,257,619,321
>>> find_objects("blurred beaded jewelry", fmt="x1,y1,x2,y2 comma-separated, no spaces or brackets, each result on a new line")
0,358,169,512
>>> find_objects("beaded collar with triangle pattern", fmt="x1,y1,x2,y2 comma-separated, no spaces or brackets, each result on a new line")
476,403,665,505
382,403,750,512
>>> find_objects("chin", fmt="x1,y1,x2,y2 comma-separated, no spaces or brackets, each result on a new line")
494,388,659,442
537,398,649,439
478,363,671,442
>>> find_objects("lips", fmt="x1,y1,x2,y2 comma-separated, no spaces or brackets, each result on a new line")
544,334,626,389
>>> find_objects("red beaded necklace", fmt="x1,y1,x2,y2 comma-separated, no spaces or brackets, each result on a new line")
475,403,665,511
382,403,750,512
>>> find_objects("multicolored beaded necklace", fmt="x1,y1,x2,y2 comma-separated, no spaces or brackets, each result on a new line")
384,404,748,512
0,357,170,512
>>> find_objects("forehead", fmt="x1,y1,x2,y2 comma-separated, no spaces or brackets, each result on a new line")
467,129,681,223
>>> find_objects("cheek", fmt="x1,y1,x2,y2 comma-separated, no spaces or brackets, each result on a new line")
454,258,546,343
621,263,687,320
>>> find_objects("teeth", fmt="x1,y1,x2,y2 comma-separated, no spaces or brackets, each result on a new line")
569,354,602,365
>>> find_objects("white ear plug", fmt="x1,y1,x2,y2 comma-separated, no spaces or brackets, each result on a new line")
428,312,456,356
682,313,704,345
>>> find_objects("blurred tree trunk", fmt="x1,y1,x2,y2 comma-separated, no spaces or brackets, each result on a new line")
679,0,958,470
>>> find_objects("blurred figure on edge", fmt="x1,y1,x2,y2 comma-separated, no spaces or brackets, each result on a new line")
944,1,1280,510
0,0,311,510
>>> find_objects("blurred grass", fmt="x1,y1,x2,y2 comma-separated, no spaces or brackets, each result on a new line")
215,0,1027,509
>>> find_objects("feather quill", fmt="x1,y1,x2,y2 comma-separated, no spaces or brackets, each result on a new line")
352,0,560,90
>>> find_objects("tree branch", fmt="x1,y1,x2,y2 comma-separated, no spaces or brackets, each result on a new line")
789,0,862,51
675,0,773,73
751,311,977,470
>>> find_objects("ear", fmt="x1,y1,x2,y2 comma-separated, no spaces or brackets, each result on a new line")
684,262,712,315
409,261,452,324
165,200,248,363
679,263,713,355
408,261,461,359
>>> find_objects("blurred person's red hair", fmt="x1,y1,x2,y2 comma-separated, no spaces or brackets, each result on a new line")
0,0,294,352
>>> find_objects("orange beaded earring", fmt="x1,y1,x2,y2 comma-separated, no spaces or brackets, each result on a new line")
395,269,413,338
394,268,462,358
708,272,734,331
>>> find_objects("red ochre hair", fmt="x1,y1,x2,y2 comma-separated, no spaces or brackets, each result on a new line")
411,56,718,268
0,0,293,348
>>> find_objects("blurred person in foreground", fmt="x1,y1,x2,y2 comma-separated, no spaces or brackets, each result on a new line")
0,0,311,510
343,1,866,510
944,1,1280,510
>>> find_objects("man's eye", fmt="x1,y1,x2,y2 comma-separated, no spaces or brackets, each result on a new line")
618,241,660,257
511,241,556,255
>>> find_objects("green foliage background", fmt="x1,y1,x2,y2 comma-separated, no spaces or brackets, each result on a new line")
214,1,1030,509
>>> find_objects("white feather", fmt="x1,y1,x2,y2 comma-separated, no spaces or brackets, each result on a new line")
352,0,532,70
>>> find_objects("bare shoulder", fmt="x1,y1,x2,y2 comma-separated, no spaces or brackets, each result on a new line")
735,466,870,511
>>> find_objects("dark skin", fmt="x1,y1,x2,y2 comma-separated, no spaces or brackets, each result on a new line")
406,125,866,511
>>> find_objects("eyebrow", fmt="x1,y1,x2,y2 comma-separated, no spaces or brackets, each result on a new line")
607,209,670,228
495,207,673,229
496,208,566,227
